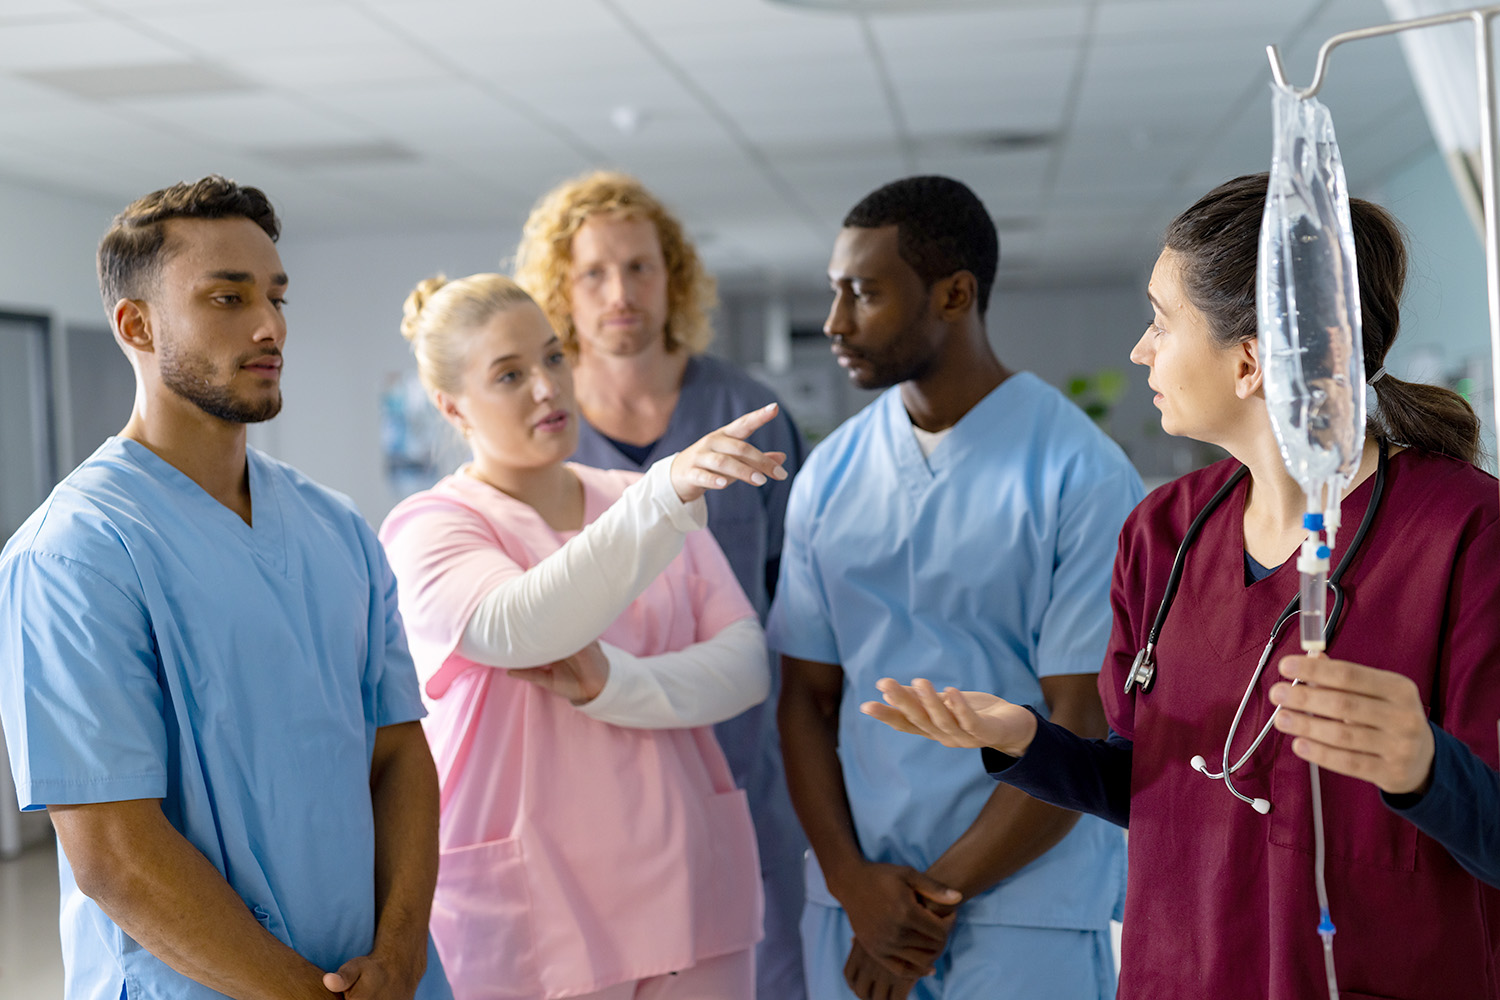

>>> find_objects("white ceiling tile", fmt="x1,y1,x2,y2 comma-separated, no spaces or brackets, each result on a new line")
688,55,887,115
131,5,402,57
871,5,1090,52
0,0,1443,282
88,0,332,11
890,45,1080,136
0,72,92,112
118,92,381,147
222,45,449,90
0,17,183,69
1095,0,1324,39
648,17,867,68
306,81,579,157
0,0,92,20
615,0,835,33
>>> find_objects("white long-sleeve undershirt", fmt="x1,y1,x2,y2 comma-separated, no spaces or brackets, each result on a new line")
457,457,705,667
457,456,769,728
583,619,769,730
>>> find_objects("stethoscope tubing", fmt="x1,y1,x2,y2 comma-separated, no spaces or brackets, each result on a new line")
1135,439,1388,809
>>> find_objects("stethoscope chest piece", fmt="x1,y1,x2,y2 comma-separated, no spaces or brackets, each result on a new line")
1124,645,1156,694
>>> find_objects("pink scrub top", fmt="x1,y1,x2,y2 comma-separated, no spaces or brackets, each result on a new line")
380,464,764,999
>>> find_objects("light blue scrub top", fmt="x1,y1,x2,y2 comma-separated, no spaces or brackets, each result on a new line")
767,373,1143,929
0,439,451,1000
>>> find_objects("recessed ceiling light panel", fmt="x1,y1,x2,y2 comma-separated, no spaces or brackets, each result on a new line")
22,62,254,101
252,140,419,169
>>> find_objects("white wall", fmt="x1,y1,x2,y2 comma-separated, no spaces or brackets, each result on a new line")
267,226,522,523
721,278,1194,481
0,176,123,475
1366,147,1495,464
37,148,1483,527
0,175,115,326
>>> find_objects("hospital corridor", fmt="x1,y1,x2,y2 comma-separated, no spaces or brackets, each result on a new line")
3,2,1500,999
0,838,63,1000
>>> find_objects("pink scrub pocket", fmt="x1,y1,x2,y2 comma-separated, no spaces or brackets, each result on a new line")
697,789,765,955
432,836,541,999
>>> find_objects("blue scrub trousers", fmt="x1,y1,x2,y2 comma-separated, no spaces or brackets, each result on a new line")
801,901,1116,1000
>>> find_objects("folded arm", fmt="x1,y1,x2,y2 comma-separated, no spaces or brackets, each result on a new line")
574,617,770,729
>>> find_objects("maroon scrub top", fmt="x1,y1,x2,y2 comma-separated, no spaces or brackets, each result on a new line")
1101,449,1500,999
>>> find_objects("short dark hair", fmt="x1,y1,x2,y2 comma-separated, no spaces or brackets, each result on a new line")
1165,171,1479,464
97,175,280,307
842,175,999,315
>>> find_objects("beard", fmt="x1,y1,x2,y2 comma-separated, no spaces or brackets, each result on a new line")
842,340,937,391
159,342,282,423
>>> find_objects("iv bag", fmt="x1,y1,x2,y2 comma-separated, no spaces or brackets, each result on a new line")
1257,87,1367,512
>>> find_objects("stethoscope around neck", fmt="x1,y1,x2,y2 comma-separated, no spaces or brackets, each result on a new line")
1122,439,1388,814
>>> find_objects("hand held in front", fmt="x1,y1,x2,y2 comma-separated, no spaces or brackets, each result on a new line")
860,677,1037,756
507,642,610,705
669,402,789,503
833,861,961,980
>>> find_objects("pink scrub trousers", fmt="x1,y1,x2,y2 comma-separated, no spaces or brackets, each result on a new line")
570,949,754,1000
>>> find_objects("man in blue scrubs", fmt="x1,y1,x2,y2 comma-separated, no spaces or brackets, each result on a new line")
514,171,808,999
0,177,450,1000
769,176,1142,1000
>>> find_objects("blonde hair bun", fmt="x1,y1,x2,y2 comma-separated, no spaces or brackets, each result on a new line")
401,274,450,342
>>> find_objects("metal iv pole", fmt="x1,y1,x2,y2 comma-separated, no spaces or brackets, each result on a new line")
1266,5,1500,487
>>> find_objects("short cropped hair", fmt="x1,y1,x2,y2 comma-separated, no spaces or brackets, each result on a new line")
843,175,999,315
98,175,280,308
512,170,716,357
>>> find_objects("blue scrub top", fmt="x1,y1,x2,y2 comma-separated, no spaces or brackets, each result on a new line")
570,353,805,623
767,373,1143,929
0,439,450,1000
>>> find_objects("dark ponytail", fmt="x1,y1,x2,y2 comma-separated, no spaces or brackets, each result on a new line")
1349,200,1482,463
1165,173,1481,466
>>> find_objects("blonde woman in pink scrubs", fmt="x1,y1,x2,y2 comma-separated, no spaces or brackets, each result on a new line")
379,273,785,1000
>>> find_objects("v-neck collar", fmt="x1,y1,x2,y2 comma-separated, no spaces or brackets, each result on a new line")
115,437,288,573
888,372,1030,486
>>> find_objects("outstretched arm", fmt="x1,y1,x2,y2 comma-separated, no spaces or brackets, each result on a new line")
864,676,1133,827
50,799,335,1000
456,405,787,667
918,674,1106,905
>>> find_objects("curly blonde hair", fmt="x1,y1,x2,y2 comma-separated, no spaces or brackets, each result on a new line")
512,171,716,358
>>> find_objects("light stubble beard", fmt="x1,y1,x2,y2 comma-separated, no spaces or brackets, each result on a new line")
159,342,282,424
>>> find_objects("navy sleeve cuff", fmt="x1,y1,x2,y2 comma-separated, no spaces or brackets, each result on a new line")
982,706,1133,828
1383,722,1500,888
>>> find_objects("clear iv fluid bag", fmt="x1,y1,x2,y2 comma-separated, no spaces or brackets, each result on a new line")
1257,87,1367,507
